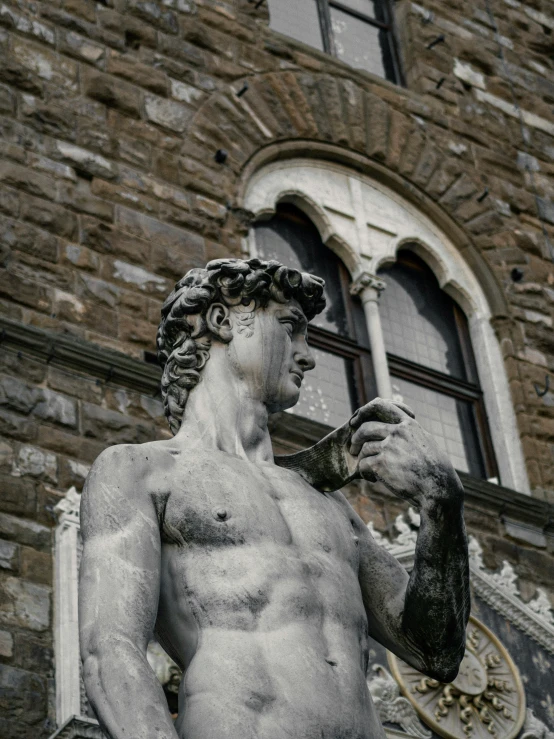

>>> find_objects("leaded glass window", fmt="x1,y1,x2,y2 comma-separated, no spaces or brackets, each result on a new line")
267,0,401,83
378,251,497,479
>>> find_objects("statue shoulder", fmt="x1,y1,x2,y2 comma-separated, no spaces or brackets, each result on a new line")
85,441,174,497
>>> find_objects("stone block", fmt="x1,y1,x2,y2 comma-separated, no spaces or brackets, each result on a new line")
81,402,154,445
20,547,52,586
0,513,50,552
0,539,19,571
0,474,37,516
118,313,156,345
107,51,169,95
80,216,149,263
58,29,105,63
0,217,60,263
0,5,55,45
0,377,42,415
63,243,100,272
11,38,78,91
19,93,77,140
20,195,78,241
0,664,47,723
0,440,13,471
63,0,98,23
0,271,52,313
12,631,53,674
0,50,43,95
13,446,58,484
111,258,169,294
0,186,19,218
144,93,195,132
57,180,115,222
129,0,179,33
0,629,13,658
0,82,15,115
55,141,116,181
149,237,205,280
82,68,142,118
33,389,78,429
0,162,55,201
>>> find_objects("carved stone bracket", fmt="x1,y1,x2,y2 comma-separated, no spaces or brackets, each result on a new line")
350,271,387,297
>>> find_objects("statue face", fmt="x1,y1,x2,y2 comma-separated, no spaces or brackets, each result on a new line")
228,298,316,413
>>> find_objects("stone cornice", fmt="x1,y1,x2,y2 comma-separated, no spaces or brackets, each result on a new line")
0,316,161,396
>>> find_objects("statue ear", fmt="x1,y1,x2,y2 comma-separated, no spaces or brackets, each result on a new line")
206,303,233,343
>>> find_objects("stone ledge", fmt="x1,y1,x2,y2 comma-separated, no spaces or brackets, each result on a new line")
0,316,160,396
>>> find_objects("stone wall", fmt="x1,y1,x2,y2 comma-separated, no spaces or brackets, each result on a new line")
0,0,554,737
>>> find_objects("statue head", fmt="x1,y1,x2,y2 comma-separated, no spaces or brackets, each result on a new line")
157,258,326,434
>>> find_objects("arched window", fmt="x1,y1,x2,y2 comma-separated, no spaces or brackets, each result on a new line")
254,204,374,428
267,0,401,83
378,251,498,479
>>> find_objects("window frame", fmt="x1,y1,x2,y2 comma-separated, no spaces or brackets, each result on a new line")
386,302,499,481
272,0,403,84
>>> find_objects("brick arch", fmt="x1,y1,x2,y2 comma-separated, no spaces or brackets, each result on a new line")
182,70,507,317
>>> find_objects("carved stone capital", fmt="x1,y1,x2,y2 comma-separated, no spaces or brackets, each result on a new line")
350,272,386,297
55,486,82,529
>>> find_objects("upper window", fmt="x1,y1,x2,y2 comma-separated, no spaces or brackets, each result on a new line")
254,204,375,428
378,252,498,480
267,0,400,83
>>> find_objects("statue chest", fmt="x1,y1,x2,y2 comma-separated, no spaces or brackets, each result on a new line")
159,455,359,563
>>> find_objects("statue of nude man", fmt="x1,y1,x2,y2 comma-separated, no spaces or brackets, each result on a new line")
79,258,470,739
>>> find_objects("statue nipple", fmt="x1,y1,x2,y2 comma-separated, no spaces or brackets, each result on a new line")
214,508,229,522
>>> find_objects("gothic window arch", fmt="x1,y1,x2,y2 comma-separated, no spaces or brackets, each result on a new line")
266,0,401,83
244,158,529,493
378,250,497,479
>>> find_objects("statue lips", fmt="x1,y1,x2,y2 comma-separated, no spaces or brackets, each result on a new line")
290,370,304,387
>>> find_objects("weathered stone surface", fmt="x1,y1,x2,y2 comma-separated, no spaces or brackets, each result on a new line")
0,539,19,571
0,577,50,631
0,664,46,724
82,68,141,117
0,513,50,552
0,1,552,734
0,629,13,658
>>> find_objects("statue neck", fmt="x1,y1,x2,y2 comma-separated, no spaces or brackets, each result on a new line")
173,347,274,464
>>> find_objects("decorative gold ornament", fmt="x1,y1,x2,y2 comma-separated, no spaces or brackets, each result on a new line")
388,616,526,739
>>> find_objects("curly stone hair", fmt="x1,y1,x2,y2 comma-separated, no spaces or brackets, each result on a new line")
157,258,326,434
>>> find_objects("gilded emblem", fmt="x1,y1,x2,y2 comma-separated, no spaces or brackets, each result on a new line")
388,616,526,739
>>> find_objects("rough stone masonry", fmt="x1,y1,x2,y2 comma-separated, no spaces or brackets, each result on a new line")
0,0,554,737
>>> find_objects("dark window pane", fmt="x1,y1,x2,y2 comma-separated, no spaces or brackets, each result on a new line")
332,0,379,19
291,348,355,427
254,205,352,338
268,0,324,51
378,253,467,380
391,376,485,477
330,7,392,79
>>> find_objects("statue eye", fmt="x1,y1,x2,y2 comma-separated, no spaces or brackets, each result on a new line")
280,319,295,334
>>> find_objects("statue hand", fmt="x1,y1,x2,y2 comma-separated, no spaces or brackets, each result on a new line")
349,398,463,510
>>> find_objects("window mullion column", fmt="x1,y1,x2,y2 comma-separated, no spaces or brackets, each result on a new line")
350,273,392,400
317,0,336,55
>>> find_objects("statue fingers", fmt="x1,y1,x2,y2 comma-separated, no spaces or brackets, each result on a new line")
358,455,380,483
350,398,407,429
391,400,415,419
350,422,390,456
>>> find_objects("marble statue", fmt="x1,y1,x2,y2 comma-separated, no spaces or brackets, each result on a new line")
79,258,470,739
